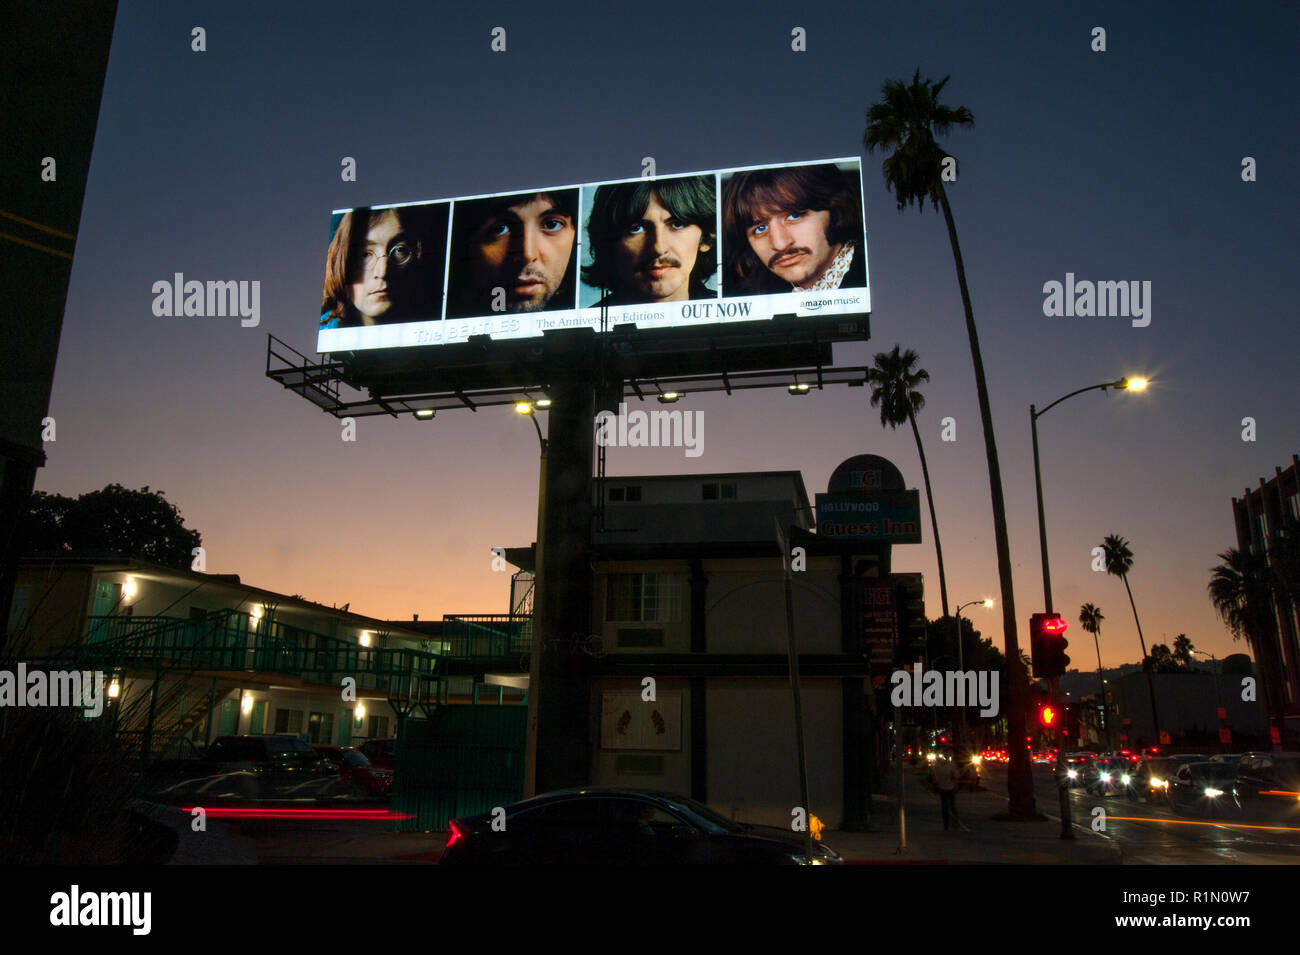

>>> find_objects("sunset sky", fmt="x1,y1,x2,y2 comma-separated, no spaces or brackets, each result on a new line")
41,1,1299,667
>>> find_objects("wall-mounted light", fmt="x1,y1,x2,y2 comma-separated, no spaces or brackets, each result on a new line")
534,398,552,409
108,678,120,699
788,382,811,395
355,703,367,722
515,401,534,415
657,392,681,404
413,408,436,420
359,631,372,647
250,606,263,626
241,693,253,715
122,578,138,599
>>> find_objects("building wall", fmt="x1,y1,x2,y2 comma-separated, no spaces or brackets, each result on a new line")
1110,670,1268,746
8,564,94,656
704,558,842,655
588,675,693,795
707,677,844,828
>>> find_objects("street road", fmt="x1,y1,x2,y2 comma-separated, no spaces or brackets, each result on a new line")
982,763,1300,864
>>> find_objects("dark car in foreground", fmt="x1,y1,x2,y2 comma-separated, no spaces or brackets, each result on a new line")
440,789,842,865
1168,761,1239,817
1233,752,1300,820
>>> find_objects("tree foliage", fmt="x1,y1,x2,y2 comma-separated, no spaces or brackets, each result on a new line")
17,484,201,571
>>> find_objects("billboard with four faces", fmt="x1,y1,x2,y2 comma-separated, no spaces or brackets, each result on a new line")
317,157,869,354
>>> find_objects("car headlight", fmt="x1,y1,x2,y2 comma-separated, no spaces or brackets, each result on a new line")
1120,774,1131,786
1150,777,1167,789
1204,788,1224,798
1100,772,1111,783
1067,769,1077,779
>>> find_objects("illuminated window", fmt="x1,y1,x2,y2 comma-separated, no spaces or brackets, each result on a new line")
606,573,681,622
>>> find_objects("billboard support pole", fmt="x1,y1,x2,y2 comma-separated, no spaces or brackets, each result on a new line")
523,434,547,798
529,330,597,795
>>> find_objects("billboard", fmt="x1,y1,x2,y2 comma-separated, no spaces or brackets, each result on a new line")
316,158,869,354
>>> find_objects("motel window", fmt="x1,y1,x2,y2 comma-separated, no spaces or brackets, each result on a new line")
368,715,390,738
609,486,624,502
608,485,641,502
274,708,304,735
606,573,682,623
1289,494,1299,523
308,711,334,744
701,482,737,500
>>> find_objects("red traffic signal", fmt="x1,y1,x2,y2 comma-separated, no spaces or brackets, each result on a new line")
1039,704,1057,727
1029,612,1070,678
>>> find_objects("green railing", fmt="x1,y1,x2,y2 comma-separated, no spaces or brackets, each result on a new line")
441,614,532,660
62,611,441,691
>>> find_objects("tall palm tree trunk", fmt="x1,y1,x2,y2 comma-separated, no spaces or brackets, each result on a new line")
907,408,949,618
936,182,1033,817
1122,574,1161,745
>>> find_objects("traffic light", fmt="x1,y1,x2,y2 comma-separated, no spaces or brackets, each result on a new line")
1039,704,1057,727
892,573,926,647
1029,612,1069,678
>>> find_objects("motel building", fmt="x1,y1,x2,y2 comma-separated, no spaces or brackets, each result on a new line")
6,554,530,764
507,454,926,831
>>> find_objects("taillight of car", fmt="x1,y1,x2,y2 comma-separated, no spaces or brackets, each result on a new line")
446,822,464,848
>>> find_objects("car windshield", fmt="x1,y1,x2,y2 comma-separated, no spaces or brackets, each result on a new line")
342,750,370,767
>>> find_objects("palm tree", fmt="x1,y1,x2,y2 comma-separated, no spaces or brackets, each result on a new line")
1079,603,1110,748
1101,534,1161,746
1172,634,1194,667
1209,547,1286,748
867,345,949,618
865,71,1033,817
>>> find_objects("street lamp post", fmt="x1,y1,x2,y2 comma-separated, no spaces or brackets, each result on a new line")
1030,377,1147,615
1029,375,1147,839
954,598,993,749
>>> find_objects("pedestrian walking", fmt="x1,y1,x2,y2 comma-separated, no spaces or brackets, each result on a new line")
931,751,959,831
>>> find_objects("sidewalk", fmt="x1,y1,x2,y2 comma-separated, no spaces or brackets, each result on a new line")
823,766,1121,864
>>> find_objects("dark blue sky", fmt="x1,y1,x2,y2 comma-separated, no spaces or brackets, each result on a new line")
44,0,1300,665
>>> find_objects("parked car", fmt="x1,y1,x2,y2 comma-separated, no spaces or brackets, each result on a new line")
357,737,398,770
312,745,392,796
1232,752,1300,820
152,734,338,801
1168,761,1239,817
441,789,843,865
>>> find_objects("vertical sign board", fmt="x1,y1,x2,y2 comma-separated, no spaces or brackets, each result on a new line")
862,582,896,667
